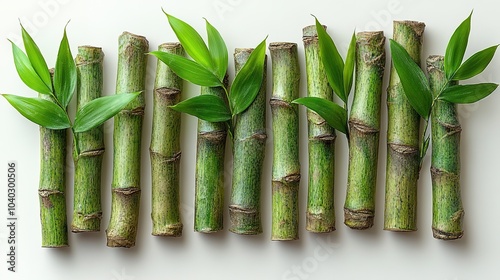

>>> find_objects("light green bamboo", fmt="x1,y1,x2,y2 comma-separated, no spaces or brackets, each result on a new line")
344,31,386,230
39,70,68,247
150,42,184,237
72,46,105,232
107,32,149,247
269,42,300,241
229,48,267,235
195,82,228,233
427,55,463,240
384,21,425,231
302,25,336,233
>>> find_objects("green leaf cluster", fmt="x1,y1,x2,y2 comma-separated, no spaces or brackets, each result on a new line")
150,12,267,129
3,23,139,153
390,11,498,160
292,17,356,137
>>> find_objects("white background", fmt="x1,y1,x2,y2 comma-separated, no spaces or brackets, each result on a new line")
0,0,499,279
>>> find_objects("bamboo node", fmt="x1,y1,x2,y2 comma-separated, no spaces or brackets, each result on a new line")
155,87,181,99
349,119,379,134
113,187,141,196
38,189,64,208
199,130,226,142
388,143,418,155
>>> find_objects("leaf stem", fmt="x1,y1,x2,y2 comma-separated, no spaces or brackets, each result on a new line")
71,127,80,157
419,120,430,168
420,78,451,165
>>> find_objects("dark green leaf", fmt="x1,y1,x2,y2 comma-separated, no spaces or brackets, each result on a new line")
292,97,348,134
20,23,52,92
343,32,356,97
171,94,231,122
2,94,70,129
164,12,215,73
10,40,52,95
315,17,346,102
390,39,432,119
453,45,498,80
229,38,266,115
54,25,76,108
439,83,498,104
73,92,140,133
206,19,228,81
445,12,472,79
150,51,222,87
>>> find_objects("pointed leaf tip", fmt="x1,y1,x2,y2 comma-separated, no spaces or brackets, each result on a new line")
445,13,472,79
166,14,215,74
20,23,52,92
439,83,498,104
390,39,432,119
151,51,222,87
54,25,76,108
170,94,231,122
293,97,348,134
453,45,498,80
2,94,70,129
206,19,228,80
10,41,52,95
230,38,267,115
315,17,346,103
73,92,139,133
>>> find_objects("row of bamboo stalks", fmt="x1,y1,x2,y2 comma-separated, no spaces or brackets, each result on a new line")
30,18,493,248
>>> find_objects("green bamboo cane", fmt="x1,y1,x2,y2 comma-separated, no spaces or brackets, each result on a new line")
302,25,336,233
194,82,228,233
229,48,267,235
39,71,68,246
427,55,463,240
107,32,149,247
150,42,184,237
344,31,386,229
384,21,425,231
72,46,105,232
269,42,300,240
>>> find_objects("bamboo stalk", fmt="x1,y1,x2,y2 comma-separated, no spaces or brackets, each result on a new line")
302,25,336,233
107,32,149,247
229,48,267,235
194,83,228,233
269,42,300,241
150,42,184,237
39,69,68,247
344,31,386,229
427,55,463,240
72,46,105,233
384,21,425,232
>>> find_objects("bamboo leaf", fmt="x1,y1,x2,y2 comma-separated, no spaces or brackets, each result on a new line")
206,19,228,81
54,25,76,109
343,32,356,97
439,83,498,104
292,97,348,134
170,94,231,122
150,51,222,87
164,12,215,73
453,45,498,80
10,40,52,95
2,94,70,129
229,38,267,115
445,12,472,79
315,17,346,102
73,92,140,133
20,23,52,91
390,39,432,119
